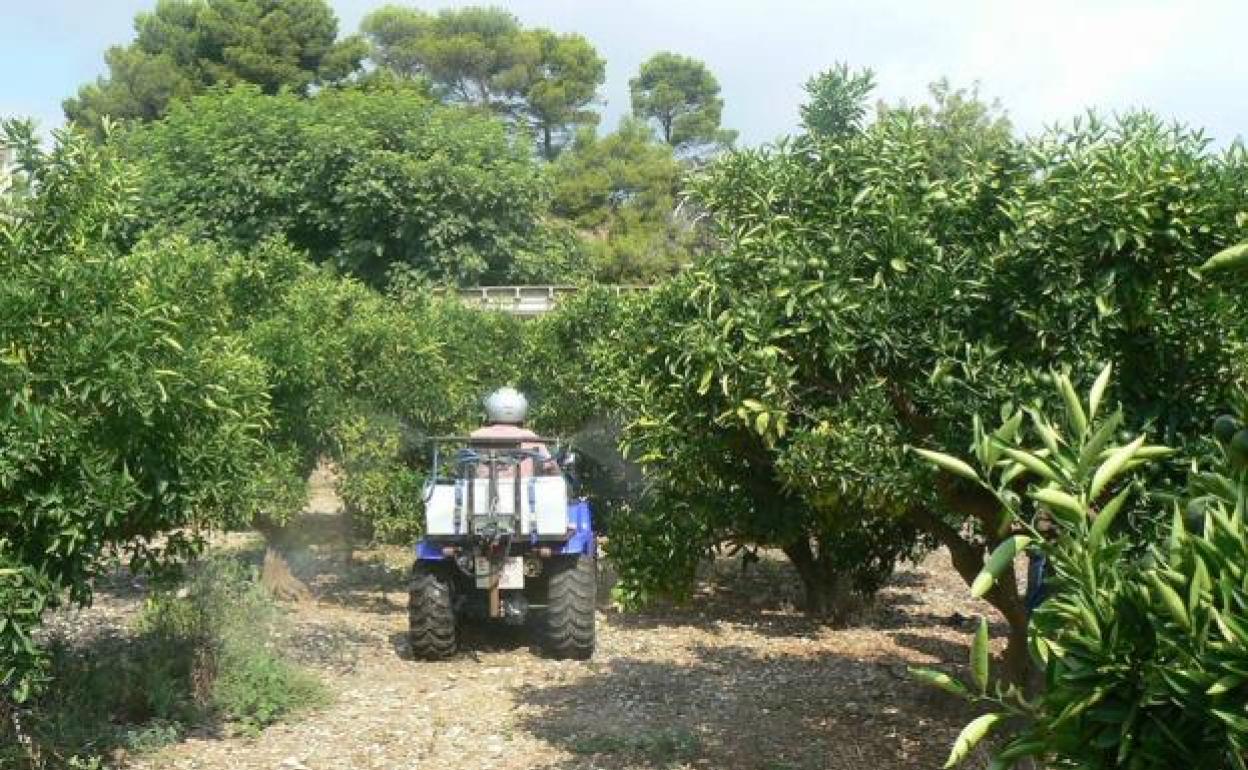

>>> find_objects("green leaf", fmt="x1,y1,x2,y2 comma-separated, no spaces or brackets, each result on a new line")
912,447,981,483
1089,434,1146,500
972,535,1031,598
1078,411,1123,473
1199,241,1248,273
1088,363,1112,420
1030,487,1086,521
1133,445,1176,460
1148,572,1190,630
910,666,969,697
1057,373,1088,436
697,367,714,395
944,713,1003,768
1029,411,1063,458
1088,486,1131,548
999,447,1062,483
971,617,990,694
1207,674,1243,696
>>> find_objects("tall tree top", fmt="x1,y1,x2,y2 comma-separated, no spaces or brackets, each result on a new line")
629,52,735,155
361,5,531,106
64,0,365,129
361,5,605,159
800,64,877,139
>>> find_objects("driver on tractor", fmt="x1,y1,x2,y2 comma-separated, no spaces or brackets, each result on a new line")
469,387,556,477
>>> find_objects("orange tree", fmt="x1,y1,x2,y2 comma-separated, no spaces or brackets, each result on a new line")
0,122,272,701
603,71,1248,678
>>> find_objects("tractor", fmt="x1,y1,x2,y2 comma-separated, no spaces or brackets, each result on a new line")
408,388,596,659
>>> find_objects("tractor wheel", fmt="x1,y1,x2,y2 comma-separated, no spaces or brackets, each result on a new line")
408,562,457,660
541,555,596,659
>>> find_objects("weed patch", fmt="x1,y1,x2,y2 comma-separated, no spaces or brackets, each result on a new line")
1,556,325,768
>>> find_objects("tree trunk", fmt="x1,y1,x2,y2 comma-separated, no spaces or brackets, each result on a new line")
906,505,1032,687
1003,610,1032,689
886,383,1035,686
261,545,311,602
782,537,855,620
542,125,554,160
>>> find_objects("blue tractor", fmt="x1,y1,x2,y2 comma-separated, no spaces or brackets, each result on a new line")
409,388,596,659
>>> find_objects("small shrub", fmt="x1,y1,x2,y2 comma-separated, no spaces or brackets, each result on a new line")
2,556,324,768
212,647,324,737
140,556,327,732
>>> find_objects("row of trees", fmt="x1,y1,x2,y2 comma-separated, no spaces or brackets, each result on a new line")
0,119,561,701
67,1,735,159
10,7,1248,764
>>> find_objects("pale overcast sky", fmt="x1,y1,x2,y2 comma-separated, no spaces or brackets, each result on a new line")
2,0,1245,146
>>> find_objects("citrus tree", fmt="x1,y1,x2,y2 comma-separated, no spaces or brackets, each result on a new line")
0,123,271,700
207,248,513,544
606,71,1248,677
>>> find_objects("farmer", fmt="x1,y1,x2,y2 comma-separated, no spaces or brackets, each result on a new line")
469,387,555,477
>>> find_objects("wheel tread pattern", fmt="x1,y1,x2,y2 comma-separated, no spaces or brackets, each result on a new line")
408,563,457,660
542,556,596,659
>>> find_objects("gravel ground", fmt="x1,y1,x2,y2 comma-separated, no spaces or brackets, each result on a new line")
47,475,1004,770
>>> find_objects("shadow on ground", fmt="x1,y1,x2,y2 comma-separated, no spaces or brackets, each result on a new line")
603,556,975,643
514,642,976,770
512,559,992,770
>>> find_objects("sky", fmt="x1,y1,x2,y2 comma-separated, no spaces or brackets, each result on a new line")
2,0,1246,147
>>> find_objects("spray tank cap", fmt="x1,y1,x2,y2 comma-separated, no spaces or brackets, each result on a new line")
484,387,529,425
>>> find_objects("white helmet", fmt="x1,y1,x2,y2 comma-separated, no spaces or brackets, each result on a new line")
484,387,529,425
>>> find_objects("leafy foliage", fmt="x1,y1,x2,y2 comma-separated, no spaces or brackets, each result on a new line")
360,5,606,158
876,78,1013,177
0,123,271,701
629,52,736,155
120,83,550,286
550,119,691,281
64,0,365,129
601,73,1248,635
917,372,1248,769
800,63,877,139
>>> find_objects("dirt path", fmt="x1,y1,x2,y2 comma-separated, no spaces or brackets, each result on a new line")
68,474,996,770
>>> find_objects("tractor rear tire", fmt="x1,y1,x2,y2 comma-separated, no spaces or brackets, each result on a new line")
408,562,457,660
541,555,596,659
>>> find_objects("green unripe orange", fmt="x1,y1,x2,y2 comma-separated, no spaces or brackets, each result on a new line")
1230,429,1248,467
1185,498,1208,533
1214,414,1241,444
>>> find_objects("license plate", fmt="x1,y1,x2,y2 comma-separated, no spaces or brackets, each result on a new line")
475,556,525,589
499,557,524,589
